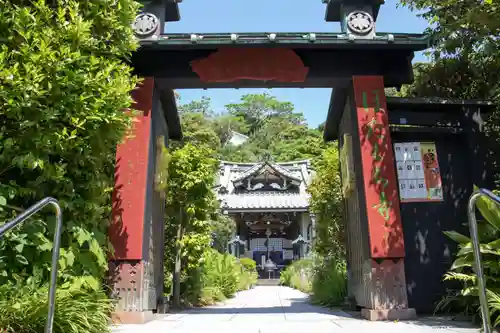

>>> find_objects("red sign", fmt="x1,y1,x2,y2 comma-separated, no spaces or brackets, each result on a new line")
353,76,405,258
190,48,309,83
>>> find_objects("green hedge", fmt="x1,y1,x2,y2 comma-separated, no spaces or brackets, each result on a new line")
0,0,140,332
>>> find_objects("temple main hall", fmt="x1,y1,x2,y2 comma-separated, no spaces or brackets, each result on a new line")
215,160,316,277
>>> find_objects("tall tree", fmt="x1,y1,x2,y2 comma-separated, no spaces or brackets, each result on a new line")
179,112,220,151
213,114,249,147
178,96,214,116
219,93,324,163
225,93,304,136
162,144,217,308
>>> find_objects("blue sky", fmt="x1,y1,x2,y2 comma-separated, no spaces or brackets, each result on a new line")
167,0,429,128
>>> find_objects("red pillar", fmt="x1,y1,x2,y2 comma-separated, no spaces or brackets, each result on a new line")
352,76,416,320
109,78,155,324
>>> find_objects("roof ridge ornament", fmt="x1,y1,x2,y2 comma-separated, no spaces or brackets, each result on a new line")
133,12,160,40
133,0,182,40
262,152,273,163
322,0,384,40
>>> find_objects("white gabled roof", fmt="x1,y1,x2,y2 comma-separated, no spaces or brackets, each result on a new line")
216,159,313,211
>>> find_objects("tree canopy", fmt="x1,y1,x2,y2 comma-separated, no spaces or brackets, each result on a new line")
171,93,343,264
176,93,326,164
399,0,499,101
398,0,500,183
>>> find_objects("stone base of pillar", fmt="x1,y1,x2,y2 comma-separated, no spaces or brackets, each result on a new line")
361,308,417,321
111,311,155,324
108,260,157,324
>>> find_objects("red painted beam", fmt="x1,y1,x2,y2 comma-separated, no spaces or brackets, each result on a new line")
190,48,309,83
110,78,154,260
353,76,405,258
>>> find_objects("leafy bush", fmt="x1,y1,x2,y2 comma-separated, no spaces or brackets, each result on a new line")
179,250,257,307
237,258,258,291
280,267,293,286
280,257,347,306
0,277,113,333
198,286,226,306
202,250,240,298
311,259,347,307
280,259,314,293
239,257,257,272
308,145,345,261
0,0,139,283
437,188,500,327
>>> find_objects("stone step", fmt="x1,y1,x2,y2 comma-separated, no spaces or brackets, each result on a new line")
256,278,281,286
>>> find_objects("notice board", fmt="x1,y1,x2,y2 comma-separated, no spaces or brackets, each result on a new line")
394,142,443,203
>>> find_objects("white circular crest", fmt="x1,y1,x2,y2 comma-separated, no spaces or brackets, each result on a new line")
346,11,374,35
133,13,159,37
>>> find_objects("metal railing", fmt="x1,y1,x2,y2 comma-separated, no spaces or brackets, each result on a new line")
468,188,500,333
0,197,63,333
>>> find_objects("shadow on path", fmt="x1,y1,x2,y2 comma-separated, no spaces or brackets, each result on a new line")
112,286,480,333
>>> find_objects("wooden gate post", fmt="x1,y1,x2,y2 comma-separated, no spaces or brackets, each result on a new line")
108,78,157,324
348,76,416,320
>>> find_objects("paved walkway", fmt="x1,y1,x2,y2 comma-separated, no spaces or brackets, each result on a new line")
112,286,479,333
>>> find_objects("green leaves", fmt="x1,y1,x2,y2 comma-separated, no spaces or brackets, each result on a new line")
308,145,345,260
476,189,500,232
15,254,28,266
177,93,325,163
0,278,114,333
441,185,500,324
0,196,6,210
398,0,500,154
161,143,218,296
0,0,139,288
444,230,471,244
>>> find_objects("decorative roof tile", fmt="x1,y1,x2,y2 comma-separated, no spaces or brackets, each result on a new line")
219,192,309,210
217,159,313,211
232,161,301,184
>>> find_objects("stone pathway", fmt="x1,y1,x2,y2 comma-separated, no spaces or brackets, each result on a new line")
112,286,480,333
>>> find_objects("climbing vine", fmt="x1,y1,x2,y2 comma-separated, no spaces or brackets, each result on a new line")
362,90,393,224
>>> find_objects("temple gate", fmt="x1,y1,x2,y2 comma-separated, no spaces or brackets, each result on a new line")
108,0,497,324
324,94,496,316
